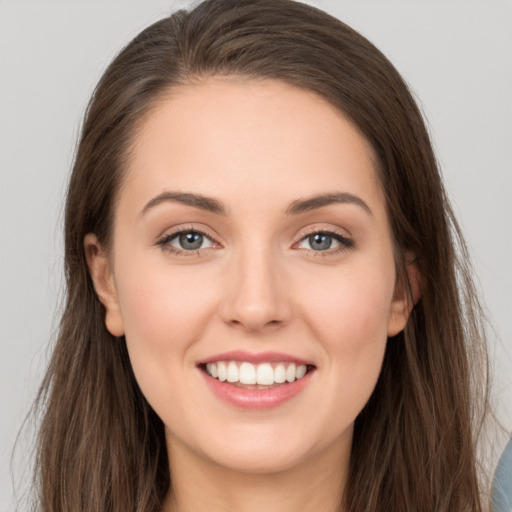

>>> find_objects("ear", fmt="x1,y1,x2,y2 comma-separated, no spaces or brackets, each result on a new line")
387,256,422,337
84,233,125,337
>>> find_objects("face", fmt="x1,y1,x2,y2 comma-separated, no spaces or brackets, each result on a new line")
86,78,412,475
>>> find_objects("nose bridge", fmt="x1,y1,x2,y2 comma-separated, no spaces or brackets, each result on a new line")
221,236,290,331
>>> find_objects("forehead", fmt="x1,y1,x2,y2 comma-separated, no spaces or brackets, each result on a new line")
120,77,385,218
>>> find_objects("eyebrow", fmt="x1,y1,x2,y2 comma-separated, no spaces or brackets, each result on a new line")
140,191,227,216
285,192,372,216
139,190,372,218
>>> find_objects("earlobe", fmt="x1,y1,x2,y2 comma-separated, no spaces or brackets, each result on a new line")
84,233,125,337
387,259,422,337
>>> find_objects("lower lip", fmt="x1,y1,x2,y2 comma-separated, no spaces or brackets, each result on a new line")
200,369,314,410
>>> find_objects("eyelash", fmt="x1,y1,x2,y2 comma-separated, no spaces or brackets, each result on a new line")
156,228,355,257
294,229,355,256
156,228,218,257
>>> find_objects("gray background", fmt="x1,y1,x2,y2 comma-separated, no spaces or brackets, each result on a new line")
1,0,511,508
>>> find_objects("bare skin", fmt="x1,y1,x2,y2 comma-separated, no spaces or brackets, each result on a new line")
163,430,348,512
85,77,414,512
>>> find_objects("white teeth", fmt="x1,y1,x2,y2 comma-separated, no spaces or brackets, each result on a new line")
206,363,218,378
217,361,227,382
256,363,274,385
204,361,310,385
274,363,286,383
296,364,307,379
227,361,239,383
239,362,257,384
286,363,296,382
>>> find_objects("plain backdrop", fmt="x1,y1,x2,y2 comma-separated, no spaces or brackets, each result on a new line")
1,0,511,508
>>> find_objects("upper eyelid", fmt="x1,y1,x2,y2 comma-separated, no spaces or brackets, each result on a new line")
292,228,355,253
168,229,213,244
295,233,351,247
156,228,220,257
298,227,348,237
294,225,352,243
156,225,352,247
158,225,220,244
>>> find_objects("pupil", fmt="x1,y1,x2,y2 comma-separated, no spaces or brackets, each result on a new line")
179,232,203,250
310,233,332,251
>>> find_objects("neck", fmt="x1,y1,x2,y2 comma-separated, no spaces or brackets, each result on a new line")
163,433,350,512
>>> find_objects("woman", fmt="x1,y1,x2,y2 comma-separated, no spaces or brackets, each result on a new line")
33,0,491,510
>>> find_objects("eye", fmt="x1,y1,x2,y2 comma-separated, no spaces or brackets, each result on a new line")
173,231,210,250
296,231,354,252
304,233,335,251
157,229,217,254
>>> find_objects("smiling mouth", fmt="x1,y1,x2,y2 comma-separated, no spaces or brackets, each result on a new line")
200,361,315,389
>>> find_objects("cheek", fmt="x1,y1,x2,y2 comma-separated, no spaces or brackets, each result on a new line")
117,251,219,335
299,261,395,344
296,261,394,416
113,252,221,394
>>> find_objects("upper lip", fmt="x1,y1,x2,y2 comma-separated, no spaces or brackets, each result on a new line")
197,350,314,366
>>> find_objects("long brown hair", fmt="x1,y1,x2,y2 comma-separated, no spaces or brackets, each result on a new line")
33,0,490,510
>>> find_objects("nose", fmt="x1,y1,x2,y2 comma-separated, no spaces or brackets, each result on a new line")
220,244,292,333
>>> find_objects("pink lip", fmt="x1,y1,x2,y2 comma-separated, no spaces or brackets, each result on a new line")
198,367,315,410
197,350,313,366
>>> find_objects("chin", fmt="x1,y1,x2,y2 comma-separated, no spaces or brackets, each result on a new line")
205,443,311,475
192,423,347,476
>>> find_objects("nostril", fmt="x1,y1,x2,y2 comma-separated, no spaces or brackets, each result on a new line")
226,317,286,332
